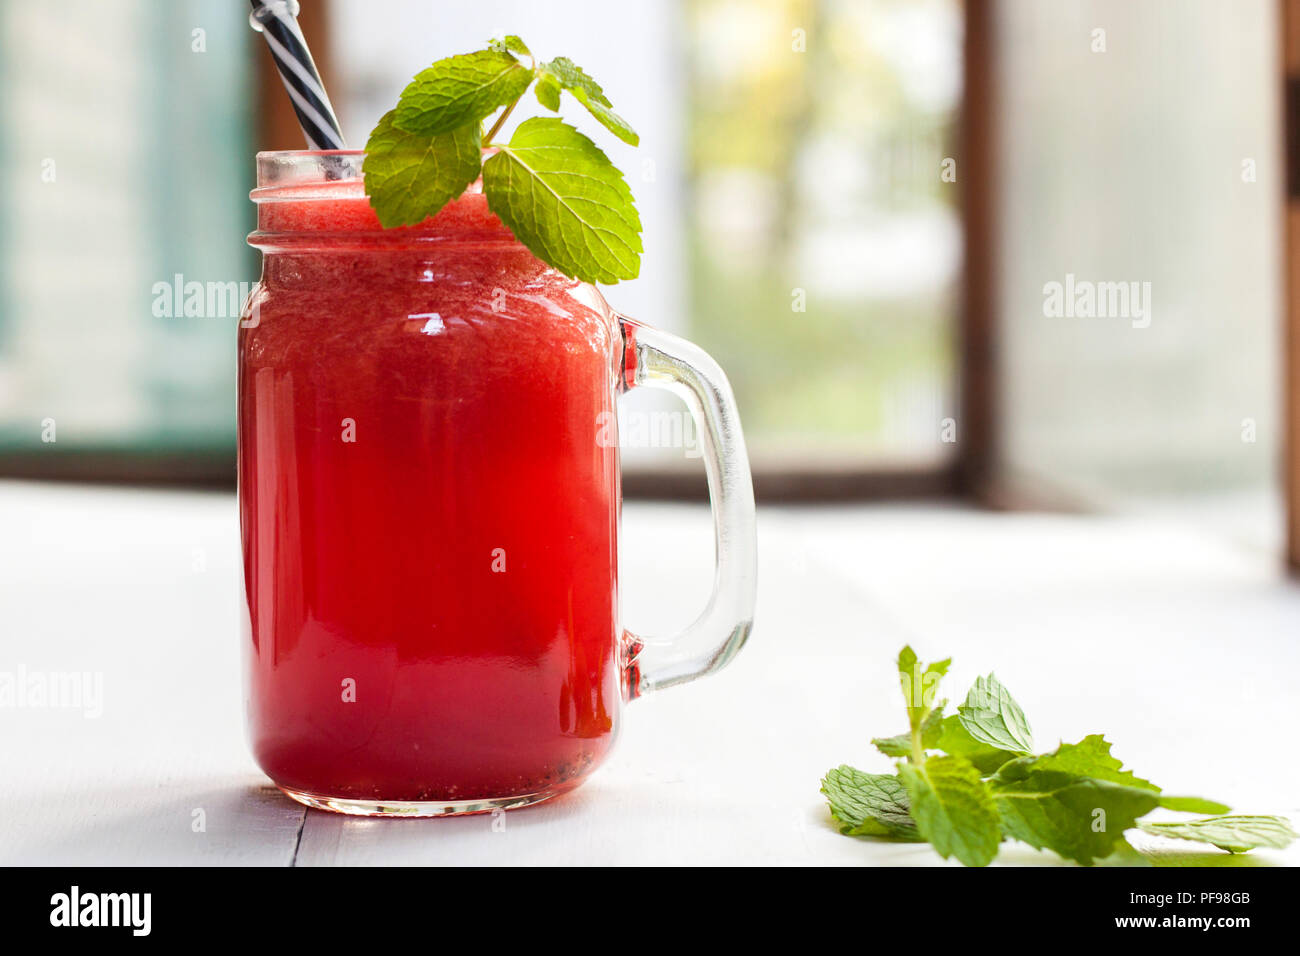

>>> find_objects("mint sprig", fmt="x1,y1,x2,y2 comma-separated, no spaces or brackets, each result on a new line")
363,36,641,283
822,645,1296,866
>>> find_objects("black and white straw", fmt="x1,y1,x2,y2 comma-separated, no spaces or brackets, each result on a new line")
248,0,346,150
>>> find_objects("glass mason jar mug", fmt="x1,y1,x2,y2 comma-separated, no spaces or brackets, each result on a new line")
239,151,757,816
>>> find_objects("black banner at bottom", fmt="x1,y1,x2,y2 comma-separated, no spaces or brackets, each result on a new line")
1,864,1296,942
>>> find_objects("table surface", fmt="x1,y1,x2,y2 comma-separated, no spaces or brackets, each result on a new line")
2,480,1297,866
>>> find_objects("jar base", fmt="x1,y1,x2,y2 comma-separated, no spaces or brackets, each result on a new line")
278,784,570,818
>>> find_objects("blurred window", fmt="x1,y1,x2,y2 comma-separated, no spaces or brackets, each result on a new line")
994,0,1281,508
0,0,254,471
685,0,962,466
0,0,961,483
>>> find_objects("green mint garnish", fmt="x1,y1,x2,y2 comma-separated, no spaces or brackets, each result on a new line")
488,35,531,57
483,118,642,284
820,645,1296,866
393,50,534,137
534,72,562,112
363,35,642,283
361,113,481,228
535,56,639,145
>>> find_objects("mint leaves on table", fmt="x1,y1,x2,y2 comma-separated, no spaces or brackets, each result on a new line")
822,765,921,840
363,36,641,284
1138,815,1300,853
899,754,1002,867
821,646,1296,866
956,674,1034,754
990,762,1163,865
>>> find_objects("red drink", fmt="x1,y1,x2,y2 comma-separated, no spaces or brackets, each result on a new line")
240,173,629,810
239,152,756,817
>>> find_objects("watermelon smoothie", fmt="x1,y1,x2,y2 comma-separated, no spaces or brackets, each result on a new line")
240,164,631,810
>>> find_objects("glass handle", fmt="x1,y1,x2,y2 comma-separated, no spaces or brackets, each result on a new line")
617,313,757,697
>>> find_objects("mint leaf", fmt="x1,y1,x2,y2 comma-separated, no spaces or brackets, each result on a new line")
988,737,1228,863
539,56,610,105
488,34,531,57
362,111,482,228
957,674,1033,754
1023,734,1156,789
1138,815,1297,853
899,755,1001,867
870,737,910,759
394,50,534,136
934,715,1017,775
990,765,1161,865
897,645,949,719
539,56,639,146
820,766,922,840
482,117,642,283
998,736,1228,813
1158,795,1231,814
571,95,639,147
535,73,562,111
873,704,945,758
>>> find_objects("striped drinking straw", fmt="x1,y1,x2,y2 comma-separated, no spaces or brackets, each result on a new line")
248,0,346,150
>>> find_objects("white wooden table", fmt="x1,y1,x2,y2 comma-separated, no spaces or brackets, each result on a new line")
2,480,1297,866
